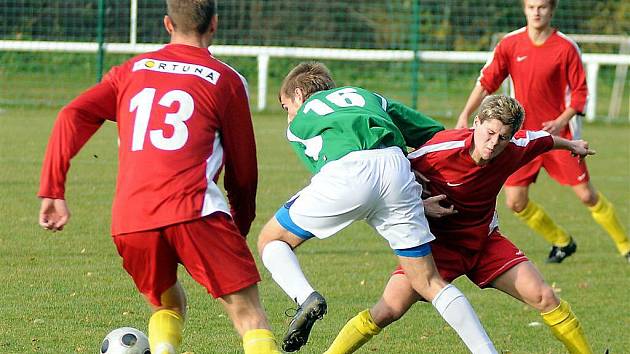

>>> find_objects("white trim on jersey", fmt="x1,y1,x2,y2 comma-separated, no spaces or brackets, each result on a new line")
565,84,583,139
510,130,550,147
488,209,499,235
555,30,583,56
409,130,548,161
477,47,495,86
201,132,230,217
373,92,388,111
213,55,251,101
556,30,586,139
286,127,323,161
407,140,466,159
477,27,526,86
503,27,527,39
569,115,582,140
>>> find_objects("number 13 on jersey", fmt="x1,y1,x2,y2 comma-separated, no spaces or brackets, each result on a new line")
129,87,194,151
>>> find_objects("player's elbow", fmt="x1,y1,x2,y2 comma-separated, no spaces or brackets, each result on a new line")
57,105,81,122
58,105,107,126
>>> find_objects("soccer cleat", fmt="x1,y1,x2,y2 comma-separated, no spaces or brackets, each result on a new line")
282,291,327,352
546,238,577,263
624,252,630,264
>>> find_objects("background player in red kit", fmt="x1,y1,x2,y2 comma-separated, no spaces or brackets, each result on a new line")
326,95,593,354
456,0,629,263
37,1,280,353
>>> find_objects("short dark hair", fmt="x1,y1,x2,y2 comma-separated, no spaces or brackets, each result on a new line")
477,95,525,136
521,0,558,11
166,0,217,35
279,62,336,101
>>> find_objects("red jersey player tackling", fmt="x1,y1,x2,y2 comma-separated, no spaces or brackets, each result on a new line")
326,95,594,354
37,1,280,353
456,0,629,264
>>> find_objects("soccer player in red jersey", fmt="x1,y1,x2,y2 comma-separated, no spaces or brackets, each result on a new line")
37,1,280,353
259,62,496,353
326,95,594,354
456,0,629,263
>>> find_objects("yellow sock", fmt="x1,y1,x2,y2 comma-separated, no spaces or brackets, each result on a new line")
541,300,593,354
324,309,382,354
516,200,571,246
589,192,630,255
242,329,281,354
148,309,184,354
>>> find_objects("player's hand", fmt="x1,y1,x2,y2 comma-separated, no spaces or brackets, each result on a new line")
423,194,458,218
39,198,70,232
570,140,596,159
414,170,430,184
413,170,432,198
541,119,565,136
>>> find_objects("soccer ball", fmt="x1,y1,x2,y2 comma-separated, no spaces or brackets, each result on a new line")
100,327,151,354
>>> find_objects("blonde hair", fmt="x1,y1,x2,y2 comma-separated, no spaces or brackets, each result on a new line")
279,62,336,101
477,95,525,135
166,0,216,35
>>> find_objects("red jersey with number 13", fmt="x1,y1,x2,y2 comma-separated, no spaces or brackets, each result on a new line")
38,44,257,236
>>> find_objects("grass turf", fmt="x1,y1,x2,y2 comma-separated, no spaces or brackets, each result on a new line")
0,105,628,353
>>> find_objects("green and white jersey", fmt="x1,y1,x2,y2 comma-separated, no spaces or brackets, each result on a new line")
287,86,444,173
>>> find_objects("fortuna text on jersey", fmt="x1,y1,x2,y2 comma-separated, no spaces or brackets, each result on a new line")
133,58,221,85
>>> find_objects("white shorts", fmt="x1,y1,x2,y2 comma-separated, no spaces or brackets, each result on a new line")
276,147,435,250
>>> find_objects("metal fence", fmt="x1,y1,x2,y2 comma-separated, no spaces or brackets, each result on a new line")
1,0,628,120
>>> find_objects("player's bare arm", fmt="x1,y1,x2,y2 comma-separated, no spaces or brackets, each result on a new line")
552,136,596,158
38,198,70,232
456,84,489,129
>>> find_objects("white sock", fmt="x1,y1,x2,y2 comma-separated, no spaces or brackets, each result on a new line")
261,240,315,305
431,284,497,354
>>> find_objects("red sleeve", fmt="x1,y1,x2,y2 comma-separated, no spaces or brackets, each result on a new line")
478,40,510,93
565,46,588,114
219,76,258,237
512,130,554,165
38,78,118,199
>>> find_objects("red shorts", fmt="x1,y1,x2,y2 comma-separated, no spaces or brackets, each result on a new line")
505,149,589,187
112,213,260,306
394,229,528,287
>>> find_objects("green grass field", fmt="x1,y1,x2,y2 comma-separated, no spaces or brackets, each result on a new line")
1,103,629,353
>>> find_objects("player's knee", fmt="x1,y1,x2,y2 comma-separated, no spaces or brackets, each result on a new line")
506,197,527,213
257,219,278,253
529,284,559,312
541,285,560,312
256,233,269,255
576,189,597,206
371,303,405,328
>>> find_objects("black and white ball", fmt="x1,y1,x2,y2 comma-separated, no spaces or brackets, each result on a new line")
100,327,150,354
